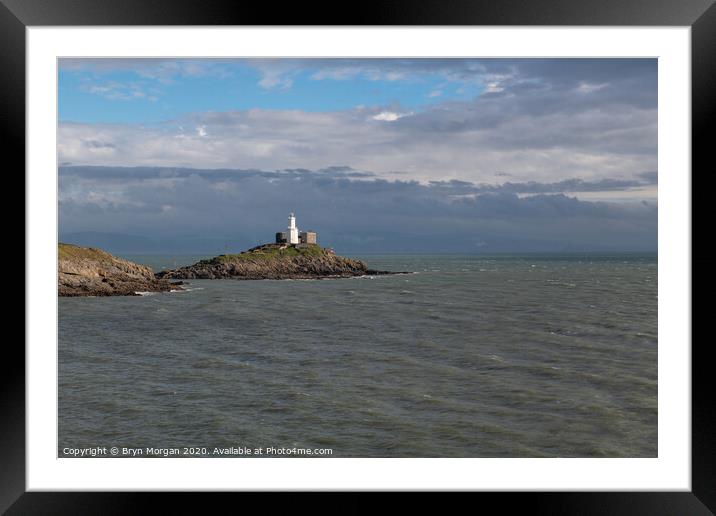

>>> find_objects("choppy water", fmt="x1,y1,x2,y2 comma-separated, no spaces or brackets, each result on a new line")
58,254,657,457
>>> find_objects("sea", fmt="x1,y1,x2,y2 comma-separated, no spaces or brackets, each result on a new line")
58,253,657,458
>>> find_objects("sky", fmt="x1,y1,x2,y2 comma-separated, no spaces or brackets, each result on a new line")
58,58,658,254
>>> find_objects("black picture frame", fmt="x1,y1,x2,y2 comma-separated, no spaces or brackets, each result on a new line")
5,0,713,512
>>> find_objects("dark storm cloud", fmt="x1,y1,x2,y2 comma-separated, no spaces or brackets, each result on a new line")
638,171,659,184
58,165,375,182
83,140,116,149
60,166,655,195
59,166,657,254
442,176,657,195
389,62,657,156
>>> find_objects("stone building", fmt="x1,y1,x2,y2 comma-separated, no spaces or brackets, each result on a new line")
299,231,317,244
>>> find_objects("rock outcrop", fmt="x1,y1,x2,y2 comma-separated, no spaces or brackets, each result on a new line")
59,243,181,297
156,243,401,280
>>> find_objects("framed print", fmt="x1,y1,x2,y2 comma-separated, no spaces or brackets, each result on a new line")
6,0,714,512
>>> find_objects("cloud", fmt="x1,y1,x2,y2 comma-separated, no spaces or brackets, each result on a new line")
371,111,410,122
577,81,609,94
58,59,657,186
60,59,232,104
59,81,656,187
60,58,232,82
483,83,503,93
257,71,294,90
80,80,160,102
59,165,657,254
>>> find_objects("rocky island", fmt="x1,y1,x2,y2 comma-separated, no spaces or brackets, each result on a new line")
156,243,400,280
59,243,182,297
59,214,405,292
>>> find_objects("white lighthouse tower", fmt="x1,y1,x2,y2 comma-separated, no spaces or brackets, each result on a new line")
287,212,299,244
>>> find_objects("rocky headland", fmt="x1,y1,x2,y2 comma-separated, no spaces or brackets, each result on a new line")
156,243,402,280
59,243,182,297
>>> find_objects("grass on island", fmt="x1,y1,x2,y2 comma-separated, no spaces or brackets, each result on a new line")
58,242,113,261
207,243,327,264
